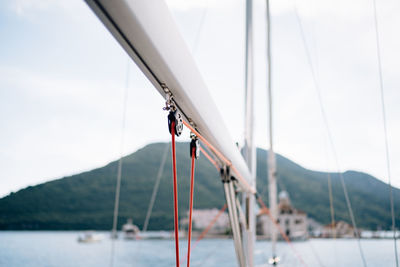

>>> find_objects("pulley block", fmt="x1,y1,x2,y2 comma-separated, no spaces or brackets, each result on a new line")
168,110,183,136
190,137,200,159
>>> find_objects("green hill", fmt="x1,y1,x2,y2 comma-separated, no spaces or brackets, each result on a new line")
0,142,399,230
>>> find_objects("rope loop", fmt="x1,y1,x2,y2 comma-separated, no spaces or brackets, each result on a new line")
169,118,180,267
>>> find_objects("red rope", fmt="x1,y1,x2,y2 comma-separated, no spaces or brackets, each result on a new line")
177,119,308,265
186,146,196,267
193,204,227,247
171,121,180,267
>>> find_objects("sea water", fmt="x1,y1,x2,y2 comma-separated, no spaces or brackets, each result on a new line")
0,231,397,266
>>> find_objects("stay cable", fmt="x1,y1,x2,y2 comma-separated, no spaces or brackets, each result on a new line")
371,0,398,265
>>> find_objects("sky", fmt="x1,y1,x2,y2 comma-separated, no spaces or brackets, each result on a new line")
0,0,399,197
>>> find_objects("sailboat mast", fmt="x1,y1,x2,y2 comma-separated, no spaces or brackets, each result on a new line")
265,0,278,259
243,0,256,266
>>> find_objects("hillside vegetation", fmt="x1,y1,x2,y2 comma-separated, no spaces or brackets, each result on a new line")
0,142,398,230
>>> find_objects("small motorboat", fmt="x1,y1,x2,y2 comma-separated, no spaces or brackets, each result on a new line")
122,218,140,240
77,231,103,243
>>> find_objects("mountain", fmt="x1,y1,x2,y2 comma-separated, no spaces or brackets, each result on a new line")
0,142,399,230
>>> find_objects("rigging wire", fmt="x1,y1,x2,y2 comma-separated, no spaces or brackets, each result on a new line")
181,120,310,266
324,132,336,240
327,173,336,238
264,1,320,265
133,142,170,267
110,59,130,267
196,243,223,267
180,204,228,266
307,0,336,242
371,0,399,265
307,241,326,267
292,2,367,266
317,37,337,260
257,196,308,267
265,0,272,154
199,146,220,170
264,0,279,261
182,120,255,194
142,142,170,232
191,4,209,56
193,204,227,246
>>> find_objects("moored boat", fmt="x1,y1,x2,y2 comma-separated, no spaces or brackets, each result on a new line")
77,231,103,243
122,218,140,240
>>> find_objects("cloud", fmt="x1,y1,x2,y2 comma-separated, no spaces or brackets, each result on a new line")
1,0,400,199
8,0,87,19
165,0,234,11
0,64,177,197
11,0,53,16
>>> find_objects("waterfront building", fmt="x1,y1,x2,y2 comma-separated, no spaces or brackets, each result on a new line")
257,191,308,240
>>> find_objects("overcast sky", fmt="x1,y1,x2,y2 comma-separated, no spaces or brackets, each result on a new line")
1,0,399,197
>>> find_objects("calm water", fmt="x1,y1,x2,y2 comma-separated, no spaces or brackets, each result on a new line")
0,231,398,267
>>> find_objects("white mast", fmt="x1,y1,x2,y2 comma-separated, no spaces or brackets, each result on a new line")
266,0,278,262
243,0,256,266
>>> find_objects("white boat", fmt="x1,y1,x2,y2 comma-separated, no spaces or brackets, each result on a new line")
77,231,103,243
122,218,140,240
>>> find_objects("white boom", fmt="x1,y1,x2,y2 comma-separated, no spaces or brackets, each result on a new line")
84,0,254,192
84,1,255,266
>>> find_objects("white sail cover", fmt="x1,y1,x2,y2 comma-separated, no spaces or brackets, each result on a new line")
85,0,253,191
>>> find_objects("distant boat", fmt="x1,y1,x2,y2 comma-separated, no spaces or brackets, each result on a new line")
122,218,140,240
77,231,103,243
